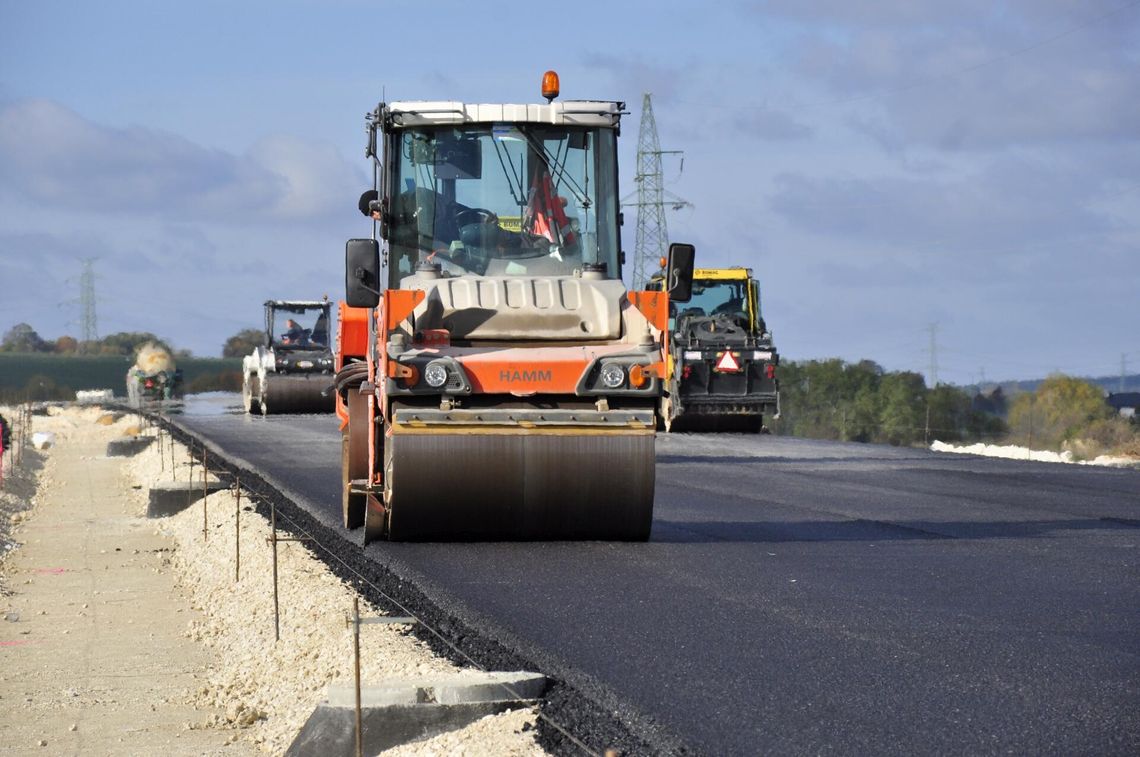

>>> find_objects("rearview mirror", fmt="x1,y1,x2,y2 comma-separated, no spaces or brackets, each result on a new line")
664,242,695,303
345,238,381,308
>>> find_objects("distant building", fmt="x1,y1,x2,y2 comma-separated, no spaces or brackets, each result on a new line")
1106,392,1140,419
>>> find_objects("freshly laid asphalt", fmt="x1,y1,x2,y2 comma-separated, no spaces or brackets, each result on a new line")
167,394,1140,756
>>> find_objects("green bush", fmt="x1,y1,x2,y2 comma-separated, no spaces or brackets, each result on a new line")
1007,375,1113,448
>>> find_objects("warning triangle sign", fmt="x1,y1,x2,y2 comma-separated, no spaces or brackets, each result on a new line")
715,351,741,373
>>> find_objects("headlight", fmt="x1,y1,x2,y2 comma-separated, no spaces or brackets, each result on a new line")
423,361,449,388
600,363,626,389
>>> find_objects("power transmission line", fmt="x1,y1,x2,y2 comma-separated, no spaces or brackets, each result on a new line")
622,93,691,290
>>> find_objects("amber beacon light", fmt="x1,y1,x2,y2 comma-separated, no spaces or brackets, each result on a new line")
542,70,560,102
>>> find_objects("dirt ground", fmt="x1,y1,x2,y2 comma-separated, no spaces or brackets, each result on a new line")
0,405,546,756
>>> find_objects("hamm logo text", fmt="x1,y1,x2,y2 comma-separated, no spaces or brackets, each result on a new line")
499,369,552,383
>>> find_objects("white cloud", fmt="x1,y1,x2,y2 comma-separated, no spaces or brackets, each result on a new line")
0,99,365,222
755,0,1140,150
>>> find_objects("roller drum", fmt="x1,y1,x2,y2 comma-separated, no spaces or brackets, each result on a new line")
382,428,655,541
341,389,369,528
261,374,335,414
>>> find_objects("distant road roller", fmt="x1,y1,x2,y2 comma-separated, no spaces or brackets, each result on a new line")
242,299,336,415
337,71,695,542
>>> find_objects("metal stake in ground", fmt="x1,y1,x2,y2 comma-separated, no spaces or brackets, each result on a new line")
352,597,362,757
14,402,24,467
202,447,209,541
345,597,417,757
265,500,312,642
234,476,241,583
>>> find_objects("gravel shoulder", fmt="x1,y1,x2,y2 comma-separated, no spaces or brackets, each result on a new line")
1,405,546,756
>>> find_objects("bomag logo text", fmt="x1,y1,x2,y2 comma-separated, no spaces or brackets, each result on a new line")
499,369,552,383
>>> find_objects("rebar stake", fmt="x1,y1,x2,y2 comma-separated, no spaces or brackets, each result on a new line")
234,477,241,583
343,602,417,757
202,448,209,541
270,501,280,641
264,500,312,641
353,596,363,757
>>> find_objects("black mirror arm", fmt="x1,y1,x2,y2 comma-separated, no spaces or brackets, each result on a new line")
354,268,383,298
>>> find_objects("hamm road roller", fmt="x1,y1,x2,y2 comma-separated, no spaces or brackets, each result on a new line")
243,298,336,414
337,71,695,542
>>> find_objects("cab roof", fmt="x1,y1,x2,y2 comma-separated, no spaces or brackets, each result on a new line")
385,101,624,129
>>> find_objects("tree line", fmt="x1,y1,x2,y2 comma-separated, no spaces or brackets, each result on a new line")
1,322,186,358
771,359,1138,457
771,358,1006,446
1,322,265,359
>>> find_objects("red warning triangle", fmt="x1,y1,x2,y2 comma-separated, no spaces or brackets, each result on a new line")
715,351,741,373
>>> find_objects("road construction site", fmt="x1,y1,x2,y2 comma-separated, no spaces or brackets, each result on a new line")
4,395,1134,755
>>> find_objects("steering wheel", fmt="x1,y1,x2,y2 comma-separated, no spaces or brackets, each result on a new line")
455,208,498,227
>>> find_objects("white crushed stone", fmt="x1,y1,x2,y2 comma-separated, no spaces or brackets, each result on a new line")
2,404,124,568
122,417,547,755
382,707,543,756
930,440,1140,468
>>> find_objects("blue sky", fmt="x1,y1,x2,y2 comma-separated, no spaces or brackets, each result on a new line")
1,0,1137,385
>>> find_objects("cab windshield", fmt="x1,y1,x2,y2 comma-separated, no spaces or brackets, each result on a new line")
680,280,755,328
387,124,619,283
272,307,329,350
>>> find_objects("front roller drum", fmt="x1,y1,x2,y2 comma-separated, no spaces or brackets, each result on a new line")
261,374,335,415
374,429,656,542
242,372,262,414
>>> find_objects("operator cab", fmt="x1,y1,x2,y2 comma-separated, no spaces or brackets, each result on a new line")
267,301,331,350
356,88,623,289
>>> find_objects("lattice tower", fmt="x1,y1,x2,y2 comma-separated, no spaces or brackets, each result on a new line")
623,94,691,290
79,258,98,343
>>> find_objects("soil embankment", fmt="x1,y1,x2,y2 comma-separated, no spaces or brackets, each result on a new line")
1,405,544,755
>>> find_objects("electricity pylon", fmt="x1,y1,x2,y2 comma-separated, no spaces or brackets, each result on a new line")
79,258,99,345
623,93,691,289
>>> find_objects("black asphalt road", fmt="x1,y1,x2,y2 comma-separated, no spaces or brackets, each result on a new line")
168,394,1140,755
